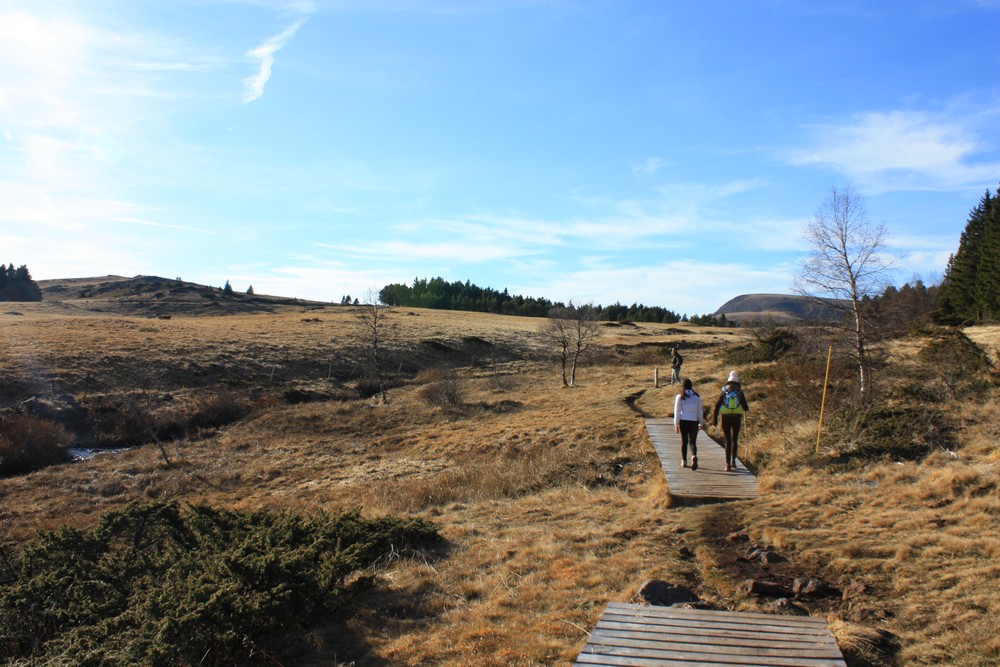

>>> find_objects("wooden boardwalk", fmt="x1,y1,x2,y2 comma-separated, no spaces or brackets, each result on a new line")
645,418,759,501
574,603,847,666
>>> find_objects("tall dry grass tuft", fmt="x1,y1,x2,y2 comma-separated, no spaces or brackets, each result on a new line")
367,441,624,513
829,618,901,667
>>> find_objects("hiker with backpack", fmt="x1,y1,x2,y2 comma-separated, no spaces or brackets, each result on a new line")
712,370,750,472
670,348,683,385
673,378,703,470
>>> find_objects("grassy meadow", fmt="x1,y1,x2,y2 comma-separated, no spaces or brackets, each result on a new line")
1,292,998,665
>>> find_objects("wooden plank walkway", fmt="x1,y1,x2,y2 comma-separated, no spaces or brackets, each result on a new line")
574,603,847,666
645,418,759,501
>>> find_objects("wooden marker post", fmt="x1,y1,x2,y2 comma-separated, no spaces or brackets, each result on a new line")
816,344,833,455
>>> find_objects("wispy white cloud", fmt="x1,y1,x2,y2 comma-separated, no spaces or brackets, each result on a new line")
632,156,665,176
516,260,795,315
318,238,540,263
787,109,1000,193
242,18,308,102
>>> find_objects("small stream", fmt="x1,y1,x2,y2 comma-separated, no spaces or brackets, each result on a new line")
68,446,131,461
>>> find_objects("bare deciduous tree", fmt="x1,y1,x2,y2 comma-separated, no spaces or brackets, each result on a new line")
112,369,173,466
794,184,895,396
357,290,391,403
542,303,601,387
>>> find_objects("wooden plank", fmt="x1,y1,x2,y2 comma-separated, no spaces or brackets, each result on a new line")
576,655,741,667
573,604,847,667
599,611,837,634
591,626,840,650
579,644,847,667
645,418,759,500
606,602,835,627
587,632,845,658
604,602,840,634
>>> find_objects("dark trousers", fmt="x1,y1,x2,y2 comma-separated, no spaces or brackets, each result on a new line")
679,420,699,461
721,414,742,465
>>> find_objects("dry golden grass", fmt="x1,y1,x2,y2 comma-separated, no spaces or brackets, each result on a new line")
1,304,739,665
741,326,1000,667
3,299,999,665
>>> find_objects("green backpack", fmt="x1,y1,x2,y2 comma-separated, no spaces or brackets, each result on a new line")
719,388,744,415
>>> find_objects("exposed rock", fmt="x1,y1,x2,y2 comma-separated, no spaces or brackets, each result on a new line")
738,579,790,597
763,597,808,615
635,580,700,607
792,577,840,598
845,606,896,624
743,547,788,565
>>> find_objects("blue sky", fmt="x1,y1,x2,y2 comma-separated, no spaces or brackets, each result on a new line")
2,0,998,315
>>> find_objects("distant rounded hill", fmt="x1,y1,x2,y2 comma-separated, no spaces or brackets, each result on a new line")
714,293,845,324
36,275,325,317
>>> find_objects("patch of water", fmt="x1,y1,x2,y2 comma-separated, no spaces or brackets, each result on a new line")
69,447,131,461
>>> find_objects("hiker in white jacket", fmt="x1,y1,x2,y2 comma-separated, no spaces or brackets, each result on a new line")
673,378,703,470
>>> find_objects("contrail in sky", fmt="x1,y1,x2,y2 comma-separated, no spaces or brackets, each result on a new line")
243,18,307,103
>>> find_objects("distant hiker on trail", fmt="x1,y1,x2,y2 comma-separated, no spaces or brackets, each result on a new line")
673,378,703,471
713,370,750,472
670,348,683,385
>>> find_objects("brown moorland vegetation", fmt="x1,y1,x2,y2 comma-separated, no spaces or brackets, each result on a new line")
1,281,998,665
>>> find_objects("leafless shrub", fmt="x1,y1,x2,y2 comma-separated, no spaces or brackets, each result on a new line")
418,370,465,408
354,378,385,399
0,415,73,474
88,390,255,455
184,391,252,430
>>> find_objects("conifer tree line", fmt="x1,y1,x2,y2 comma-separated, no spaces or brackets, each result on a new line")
0,263,42,302
938,184,1000,323
378,277,691,323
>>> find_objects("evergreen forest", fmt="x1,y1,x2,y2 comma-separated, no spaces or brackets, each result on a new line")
0,264,42,302
938,185,1000,323
378,277,688,323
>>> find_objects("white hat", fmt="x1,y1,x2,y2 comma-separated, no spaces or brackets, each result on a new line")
727,371,739,383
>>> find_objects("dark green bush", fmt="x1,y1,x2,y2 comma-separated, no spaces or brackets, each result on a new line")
916,328,994,398
828,404,954,463
0,501,440,666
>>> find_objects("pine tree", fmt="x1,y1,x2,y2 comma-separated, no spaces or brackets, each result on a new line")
977,193,1000,320
939,187,1000,322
